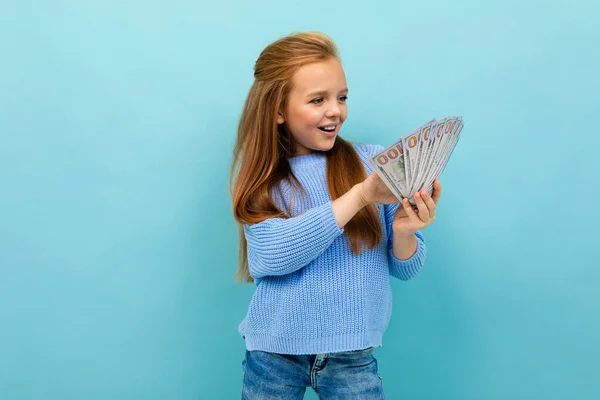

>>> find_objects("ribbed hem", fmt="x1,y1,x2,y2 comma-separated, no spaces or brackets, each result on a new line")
243,330,384,355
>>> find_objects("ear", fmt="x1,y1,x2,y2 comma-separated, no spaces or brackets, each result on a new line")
276,113,285,124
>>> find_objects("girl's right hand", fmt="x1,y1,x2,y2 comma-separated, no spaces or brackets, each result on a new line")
358,171,402,205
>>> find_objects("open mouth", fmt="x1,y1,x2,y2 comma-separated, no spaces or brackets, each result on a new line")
318,124,337,133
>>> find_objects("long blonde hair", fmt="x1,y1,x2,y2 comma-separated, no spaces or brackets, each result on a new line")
230,32,383,283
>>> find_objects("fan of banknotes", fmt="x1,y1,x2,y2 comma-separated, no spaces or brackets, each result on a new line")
368,116,464,206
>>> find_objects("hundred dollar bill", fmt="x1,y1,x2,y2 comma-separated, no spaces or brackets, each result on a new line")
415,117,457,194
369,118,436,199
422,117,463,194
409,118,444,196
370,116,464,205
401,119,435,197
432,118,463,181
431,118,462,178
368,140,409,201
401,127,421,198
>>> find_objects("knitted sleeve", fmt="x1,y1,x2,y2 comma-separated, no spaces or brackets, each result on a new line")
384,203,427,280
243,202,344,279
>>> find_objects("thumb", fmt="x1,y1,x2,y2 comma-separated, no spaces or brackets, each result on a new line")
368,171,381,183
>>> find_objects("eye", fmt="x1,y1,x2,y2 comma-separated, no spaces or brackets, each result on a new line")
339,95,348,102
311,98,323,104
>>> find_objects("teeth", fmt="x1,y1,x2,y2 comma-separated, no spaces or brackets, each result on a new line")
321,125,336,131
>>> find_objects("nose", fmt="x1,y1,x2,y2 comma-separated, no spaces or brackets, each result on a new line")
325,101,341,118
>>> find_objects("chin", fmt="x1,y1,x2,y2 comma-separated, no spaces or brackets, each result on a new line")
324,136,338,149
295,137,338,156
313,140,336,153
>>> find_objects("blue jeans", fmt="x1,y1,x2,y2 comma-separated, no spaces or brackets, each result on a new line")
241,347,386,399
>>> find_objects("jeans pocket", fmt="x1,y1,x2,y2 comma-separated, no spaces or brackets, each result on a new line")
350,346,374,354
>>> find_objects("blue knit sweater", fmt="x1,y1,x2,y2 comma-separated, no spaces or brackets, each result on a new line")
238,143,427,355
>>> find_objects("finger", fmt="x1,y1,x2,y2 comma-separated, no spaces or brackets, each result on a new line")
413,192,430,223
372,172,382,183
419,190,436,219
431,179,443,204
402,198,419,222
394,203,408,217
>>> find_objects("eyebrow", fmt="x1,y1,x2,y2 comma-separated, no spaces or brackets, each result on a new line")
306,88,349,97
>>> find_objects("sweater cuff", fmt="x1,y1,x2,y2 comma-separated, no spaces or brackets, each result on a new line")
388,232,426,280
319,201,345,237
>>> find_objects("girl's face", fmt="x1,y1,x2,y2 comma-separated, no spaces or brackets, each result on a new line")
278,58,348,157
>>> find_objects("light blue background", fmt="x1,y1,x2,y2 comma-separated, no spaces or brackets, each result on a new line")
1,0,598,399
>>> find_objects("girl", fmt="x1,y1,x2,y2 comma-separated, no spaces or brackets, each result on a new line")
230,31,441,400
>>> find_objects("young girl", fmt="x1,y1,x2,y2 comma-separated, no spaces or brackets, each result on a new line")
230,31,441,400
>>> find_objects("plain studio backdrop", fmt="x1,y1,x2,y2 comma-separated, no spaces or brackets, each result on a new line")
1,0,598,399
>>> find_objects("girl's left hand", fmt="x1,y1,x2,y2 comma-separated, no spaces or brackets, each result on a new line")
392,179,442,236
